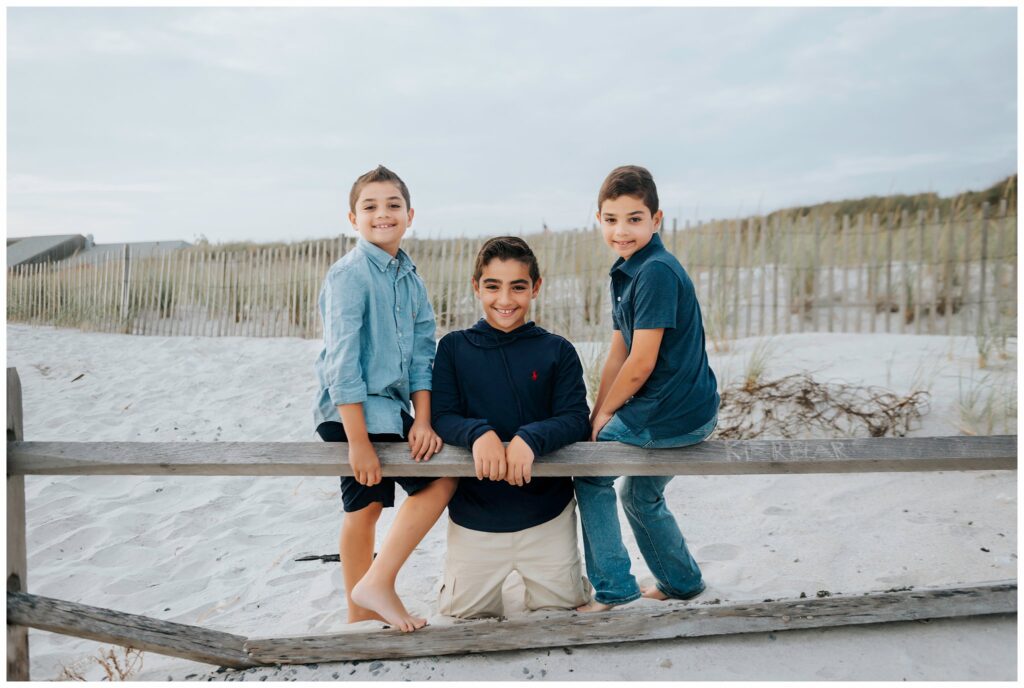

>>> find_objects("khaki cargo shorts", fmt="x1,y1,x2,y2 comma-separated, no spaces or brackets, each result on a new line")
438,499,592,619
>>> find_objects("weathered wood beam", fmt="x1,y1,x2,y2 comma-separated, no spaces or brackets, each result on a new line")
6,593,257,669
7,368,29,681
7,435,1016,477
244,581,1017,664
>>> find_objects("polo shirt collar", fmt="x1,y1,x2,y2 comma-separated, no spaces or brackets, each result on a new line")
609,232,665,278
356,237,412,274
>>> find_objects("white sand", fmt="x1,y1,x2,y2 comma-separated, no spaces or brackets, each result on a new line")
5,324,1017,681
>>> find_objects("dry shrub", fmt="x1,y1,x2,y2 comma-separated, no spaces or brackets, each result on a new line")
57,646,144,681
716,373,930,440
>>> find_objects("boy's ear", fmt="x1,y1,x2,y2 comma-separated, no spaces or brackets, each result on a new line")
347,210,357,227
407,207,415,227
653,209,664,231
471,278,480,296
532,277,542,296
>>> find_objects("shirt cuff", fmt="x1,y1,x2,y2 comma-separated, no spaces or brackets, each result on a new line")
328,383,367,406
514,430,542,458
468,423,496,447
409,376,432,393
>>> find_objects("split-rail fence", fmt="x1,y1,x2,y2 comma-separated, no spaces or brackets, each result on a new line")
5,368,1018,680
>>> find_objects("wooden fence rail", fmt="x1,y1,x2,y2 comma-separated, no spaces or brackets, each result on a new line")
5,367,1019,679
6,207,1018,343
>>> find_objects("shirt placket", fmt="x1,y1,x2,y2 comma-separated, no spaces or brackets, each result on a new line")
392,262,407,371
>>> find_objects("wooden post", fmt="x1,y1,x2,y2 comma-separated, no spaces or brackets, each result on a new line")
977,202,989,338
915,210,925,335
733,219,743,340
771,217,779,335
944,211,954,336
671,217,678,255
884,212,894,333
992,200,1007,341
840,215,850,332
120,245,131,333
7,368,29,681
901,209,910,334
960,208,973,336
744,217,754,337
758,216,767,337
928,208,940,335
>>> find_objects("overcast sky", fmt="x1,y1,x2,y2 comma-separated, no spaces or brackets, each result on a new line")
7,6,1017,244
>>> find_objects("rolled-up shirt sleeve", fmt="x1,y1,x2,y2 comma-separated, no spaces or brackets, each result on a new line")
409,280,436,393
321,267,368,405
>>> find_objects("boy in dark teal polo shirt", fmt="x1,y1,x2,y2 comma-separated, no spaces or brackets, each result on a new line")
575,165,719,612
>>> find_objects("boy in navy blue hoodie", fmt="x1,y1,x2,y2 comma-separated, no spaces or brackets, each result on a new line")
431,236,593,618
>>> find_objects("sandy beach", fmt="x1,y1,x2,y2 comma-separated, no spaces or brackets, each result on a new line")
6,324,1017,681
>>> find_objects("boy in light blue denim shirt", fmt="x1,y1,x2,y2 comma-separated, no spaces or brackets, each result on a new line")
313,165,456,632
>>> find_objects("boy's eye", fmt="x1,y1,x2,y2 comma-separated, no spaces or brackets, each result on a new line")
389,203,402,209
629,217,641,223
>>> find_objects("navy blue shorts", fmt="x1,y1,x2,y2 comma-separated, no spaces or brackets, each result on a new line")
316,412,437,513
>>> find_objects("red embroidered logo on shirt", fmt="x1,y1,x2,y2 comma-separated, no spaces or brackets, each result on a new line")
531,370,538,381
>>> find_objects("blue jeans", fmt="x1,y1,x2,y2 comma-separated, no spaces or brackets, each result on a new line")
574,413,716,604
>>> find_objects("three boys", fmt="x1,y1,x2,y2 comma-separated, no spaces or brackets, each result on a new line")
316,163,717,627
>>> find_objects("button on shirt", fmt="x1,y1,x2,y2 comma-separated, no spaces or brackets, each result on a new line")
609,232,719,439
313,238,436,436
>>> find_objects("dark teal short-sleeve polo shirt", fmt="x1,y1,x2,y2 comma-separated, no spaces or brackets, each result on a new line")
608,233,719,439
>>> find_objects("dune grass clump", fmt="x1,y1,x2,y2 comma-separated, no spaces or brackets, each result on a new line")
57,646,144,681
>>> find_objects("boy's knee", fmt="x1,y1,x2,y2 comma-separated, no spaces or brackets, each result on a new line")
345,502,383,525
573,475,616,489
620,478,664,513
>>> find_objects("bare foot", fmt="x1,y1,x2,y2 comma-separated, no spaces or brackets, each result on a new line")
641,586,669,601
351,578,427,632
346,607,387,624
575,600,617,612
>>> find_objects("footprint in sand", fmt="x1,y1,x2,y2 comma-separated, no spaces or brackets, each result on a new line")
762,506,793,516
697,543,740,561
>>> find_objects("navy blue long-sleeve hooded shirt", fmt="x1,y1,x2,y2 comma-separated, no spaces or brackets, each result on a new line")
431,319,591,532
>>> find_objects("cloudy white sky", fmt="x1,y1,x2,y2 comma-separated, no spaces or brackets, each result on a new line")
7,6,1017,244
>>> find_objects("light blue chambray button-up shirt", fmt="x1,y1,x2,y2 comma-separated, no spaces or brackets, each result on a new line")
313,238,436,436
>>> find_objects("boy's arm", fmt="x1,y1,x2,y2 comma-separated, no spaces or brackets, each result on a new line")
592,262,680,440
591,330,629,422
337,403,383,486
512,341,591,470
430,336,497,449
409,280,437,395
590,328,663,440
408,390,443,461
320,267,382,485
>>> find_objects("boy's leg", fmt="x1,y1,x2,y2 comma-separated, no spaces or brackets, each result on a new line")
351,477,458,631
517,500,592,612
620,476,704,600
438,518,512,619
339,501,385,623
573,475,641,610
622,415,716,600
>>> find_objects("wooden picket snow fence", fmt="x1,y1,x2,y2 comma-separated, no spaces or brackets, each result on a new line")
5,367,1018,680
6,205,1018,344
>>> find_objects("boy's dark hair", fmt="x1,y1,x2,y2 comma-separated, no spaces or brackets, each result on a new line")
472,236,541,284
597,165,659,216
349,165,411,212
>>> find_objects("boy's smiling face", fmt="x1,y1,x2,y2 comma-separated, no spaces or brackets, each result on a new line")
598,194,663,261
473,258,541,333
348,181,414,256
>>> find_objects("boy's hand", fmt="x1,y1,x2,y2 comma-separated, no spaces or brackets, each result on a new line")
505,435,535,487
348,442,382,486
590,410,613,442
472,431,506,481
408,420,443,462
